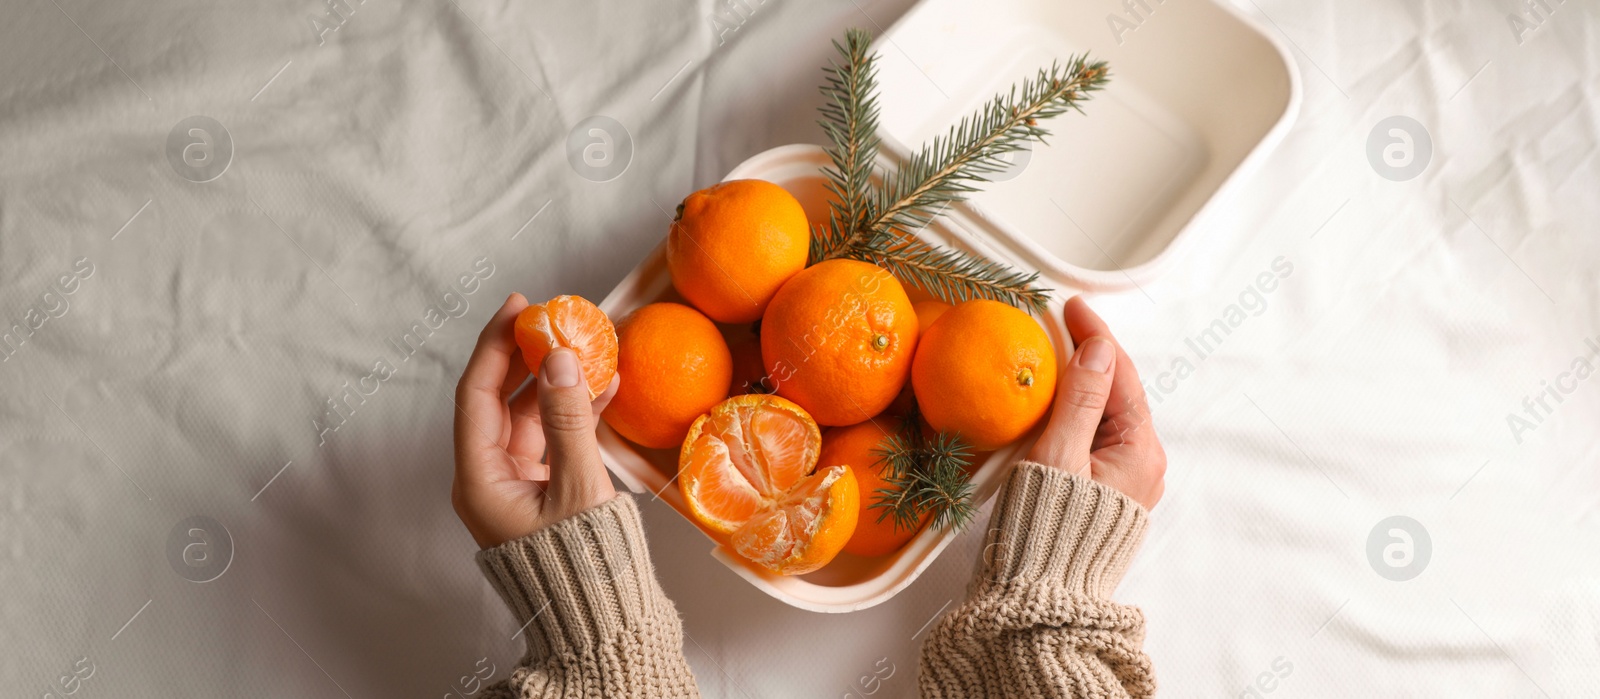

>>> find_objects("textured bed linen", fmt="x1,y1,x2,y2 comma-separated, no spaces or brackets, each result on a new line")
1,0,1596,696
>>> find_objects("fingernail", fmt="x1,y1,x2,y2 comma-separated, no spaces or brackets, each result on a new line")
1076,338,1114,373
543,348,581,387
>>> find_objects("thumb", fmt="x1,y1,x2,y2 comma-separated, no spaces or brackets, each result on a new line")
537,348,607,489
1029,336,1116,476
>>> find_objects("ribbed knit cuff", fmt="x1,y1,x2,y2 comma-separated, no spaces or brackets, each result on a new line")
975,460,1149,598
476,495,676,660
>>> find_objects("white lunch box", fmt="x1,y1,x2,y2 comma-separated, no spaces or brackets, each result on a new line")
597,0,1299,612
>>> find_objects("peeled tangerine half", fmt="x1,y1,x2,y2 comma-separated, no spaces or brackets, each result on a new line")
514,295,618,399
679,394,859,576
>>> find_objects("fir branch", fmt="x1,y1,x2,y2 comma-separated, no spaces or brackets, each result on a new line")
865,57,1109,242
809,30,1108,314
874,429,921,481
813,28,881,264
868,410,978,533
808,218,851,267
852,234,1051,314
919,438,978,530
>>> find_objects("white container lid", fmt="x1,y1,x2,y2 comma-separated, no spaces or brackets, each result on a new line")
871,0,1299,292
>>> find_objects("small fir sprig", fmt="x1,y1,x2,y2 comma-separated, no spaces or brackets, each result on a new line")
868,406,977,532
812,32,1109,315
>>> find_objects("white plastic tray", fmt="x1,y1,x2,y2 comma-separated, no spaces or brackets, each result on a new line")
597,0,1297,612
598,146,1060,612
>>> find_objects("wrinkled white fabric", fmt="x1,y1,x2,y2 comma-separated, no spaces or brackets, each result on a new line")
0,0,1595,696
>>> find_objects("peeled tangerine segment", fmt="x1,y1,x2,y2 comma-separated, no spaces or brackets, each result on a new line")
514,295,617,399
681,436,765,531
700,398,815,495
680,395,857,575
681,396,819,531
730,466,849,573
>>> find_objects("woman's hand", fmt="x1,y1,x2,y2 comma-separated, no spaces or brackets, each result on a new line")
1027,296,1166,510
452,294,621,549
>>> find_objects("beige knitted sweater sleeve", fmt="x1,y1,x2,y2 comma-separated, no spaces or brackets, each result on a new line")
474,460,1152,698
918,460,1154,698
475,496,700,697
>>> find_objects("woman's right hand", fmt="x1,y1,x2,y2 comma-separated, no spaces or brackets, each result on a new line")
452,294,621,550
1027,296,1166,510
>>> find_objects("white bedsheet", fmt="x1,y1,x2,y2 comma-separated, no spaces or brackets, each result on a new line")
2,0,1596,696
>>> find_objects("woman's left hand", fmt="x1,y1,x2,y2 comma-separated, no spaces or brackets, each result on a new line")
452,293,621,549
